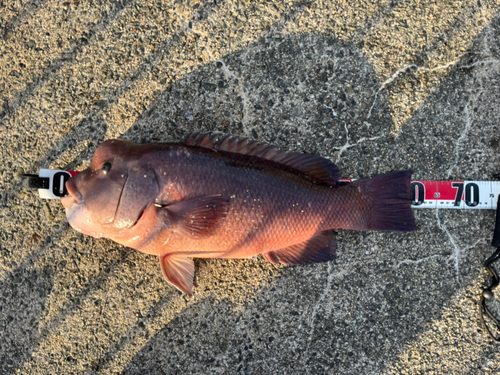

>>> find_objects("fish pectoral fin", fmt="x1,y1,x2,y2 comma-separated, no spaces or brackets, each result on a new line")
159,254,195,295
163,195,230,239
263,230,337,265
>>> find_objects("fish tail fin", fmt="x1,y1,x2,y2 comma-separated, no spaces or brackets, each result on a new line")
352,170,416,232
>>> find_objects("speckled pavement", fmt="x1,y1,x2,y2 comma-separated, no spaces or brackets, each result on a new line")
1,1,500,374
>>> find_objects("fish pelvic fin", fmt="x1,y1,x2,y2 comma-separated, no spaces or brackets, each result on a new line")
163,195,230,238
353,170,416,232
159,254,195,295
263,230,337,265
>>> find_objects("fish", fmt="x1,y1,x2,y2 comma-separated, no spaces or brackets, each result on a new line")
61,132,416,295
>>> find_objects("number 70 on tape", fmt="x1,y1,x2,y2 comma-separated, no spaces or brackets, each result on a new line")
410,180,500,209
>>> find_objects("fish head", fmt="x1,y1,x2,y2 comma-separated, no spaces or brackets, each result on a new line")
61,140,159,238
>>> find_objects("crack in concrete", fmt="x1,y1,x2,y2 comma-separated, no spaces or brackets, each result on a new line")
304,262,353,355
435,208,486,283
367,59,500,120
460,59,500,69
306,263,333,345
322,103,337,117
169,2,250,130
367,61,458,119
446,104,472,179
435,209,460,283
396,254,443,268
170,1,202,37
333,122,382,163
215,59,250,127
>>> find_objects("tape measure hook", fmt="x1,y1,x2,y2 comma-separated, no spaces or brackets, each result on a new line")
22,173,50,189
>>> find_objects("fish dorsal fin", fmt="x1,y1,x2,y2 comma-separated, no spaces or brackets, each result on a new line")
185,132,341,184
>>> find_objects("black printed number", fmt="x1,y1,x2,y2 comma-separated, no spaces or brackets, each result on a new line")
452,182,464,206
465,182,479,207
52,171,71,197
452,182,479,207
411,182,425,206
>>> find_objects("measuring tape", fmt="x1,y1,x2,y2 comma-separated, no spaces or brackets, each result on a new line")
410,180,500,210
23,169,78,200
24,170,500,209
339,179,500,210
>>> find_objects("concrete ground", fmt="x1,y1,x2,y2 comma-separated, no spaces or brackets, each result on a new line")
1,0,500,373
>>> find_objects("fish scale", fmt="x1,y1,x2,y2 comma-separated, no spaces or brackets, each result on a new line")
143,151,331,258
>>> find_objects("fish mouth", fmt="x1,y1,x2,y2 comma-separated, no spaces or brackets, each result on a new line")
62,178,83,208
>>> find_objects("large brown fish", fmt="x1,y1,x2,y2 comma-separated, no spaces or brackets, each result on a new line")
62,132,416,294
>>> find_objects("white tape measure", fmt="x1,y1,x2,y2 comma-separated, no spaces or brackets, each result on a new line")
24,170,500,209
410,180,500,210
342,179,500,210
23,169,78,200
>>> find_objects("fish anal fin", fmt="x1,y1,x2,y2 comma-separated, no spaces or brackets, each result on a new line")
263,230,337,265
164,195,230,238
184,132,341,184
159,254,195,295
262,251,280,265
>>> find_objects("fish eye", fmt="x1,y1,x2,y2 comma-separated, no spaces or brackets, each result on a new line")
101,162,111,175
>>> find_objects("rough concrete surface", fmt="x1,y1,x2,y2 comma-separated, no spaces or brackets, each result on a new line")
1,0,500,374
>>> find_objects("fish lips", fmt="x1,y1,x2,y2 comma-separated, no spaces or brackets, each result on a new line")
61,178,98,237
62,178,83,207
